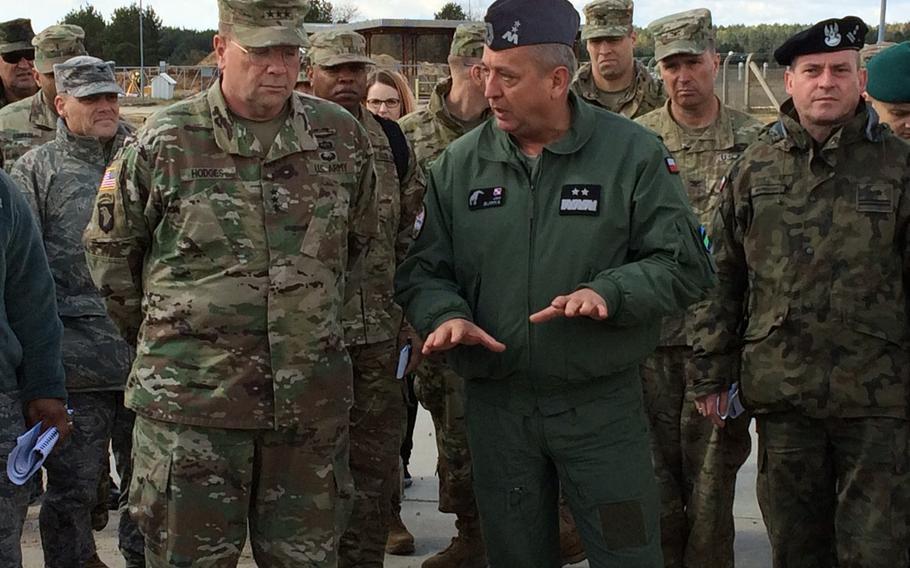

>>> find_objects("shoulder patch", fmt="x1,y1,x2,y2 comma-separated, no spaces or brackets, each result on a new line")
665,157,680,174
99,163,120,192
413,206,426,239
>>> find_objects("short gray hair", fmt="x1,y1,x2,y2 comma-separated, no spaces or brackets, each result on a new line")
527,43,578,76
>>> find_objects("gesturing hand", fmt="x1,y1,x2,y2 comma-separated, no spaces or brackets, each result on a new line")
422,318,506,355
529,288,608,324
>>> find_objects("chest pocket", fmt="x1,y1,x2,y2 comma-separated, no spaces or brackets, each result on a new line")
168,179,266,271
299,170,352,263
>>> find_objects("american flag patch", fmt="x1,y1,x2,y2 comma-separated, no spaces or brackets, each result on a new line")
99,167,117,192
665,157,679,174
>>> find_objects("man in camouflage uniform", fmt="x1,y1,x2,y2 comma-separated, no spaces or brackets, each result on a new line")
0,24,86,172
11,55,143,568
692,16,910,568
864,42,910,140
634,10,762,568
396,22,491,568
0,19,38,110
306,29,425,568
0,169,70,568
571,0,664,119
82,1,378,565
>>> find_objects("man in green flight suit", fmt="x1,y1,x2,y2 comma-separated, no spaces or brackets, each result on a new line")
395,0,716,565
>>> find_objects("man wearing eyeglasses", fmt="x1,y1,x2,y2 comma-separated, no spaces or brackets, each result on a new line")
306,29,426,568
83,1,379,565
0,19,38,111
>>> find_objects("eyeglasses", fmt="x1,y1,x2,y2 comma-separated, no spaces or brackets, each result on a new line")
1,50,35,65
366,97,401,109
231,41,301,67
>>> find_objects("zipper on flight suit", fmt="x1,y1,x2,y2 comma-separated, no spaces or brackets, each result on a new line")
524,157,541,379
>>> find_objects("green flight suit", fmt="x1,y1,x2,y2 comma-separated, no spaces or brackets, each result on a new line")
396,94,716,568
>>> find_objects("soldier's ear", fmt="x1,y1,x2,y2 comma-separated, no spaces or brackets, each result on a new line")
53,95,67,118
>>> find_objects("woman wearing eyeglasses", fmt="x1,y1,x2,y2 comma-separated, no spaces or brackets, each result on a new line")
365,69,415,121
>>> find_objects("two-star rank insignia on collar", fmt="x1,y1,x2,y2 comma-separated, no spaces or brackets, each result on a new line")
559,185,601,216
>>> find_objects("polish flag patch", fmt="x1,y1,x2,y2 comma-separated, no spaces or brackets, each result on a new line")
665,157,679,174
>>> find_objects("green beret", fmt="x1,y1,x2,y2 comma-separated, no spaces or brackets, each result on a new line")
866,42,910,103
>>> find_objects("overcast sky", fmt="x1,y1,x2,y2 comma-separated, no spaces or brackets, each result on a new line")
7,0,907,32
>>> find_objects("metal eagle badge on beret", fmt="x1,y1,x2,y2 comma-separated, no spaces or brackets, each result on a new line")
773,16,868,66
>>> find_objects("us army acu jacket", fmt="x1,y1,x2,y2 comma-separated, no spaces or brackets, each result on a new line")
13,119,134,392
0,91,57,172
83,83,379,429
342,109,424,347
571,59,666,119
690,100,910,419
399,76,490,173
636,100,763,346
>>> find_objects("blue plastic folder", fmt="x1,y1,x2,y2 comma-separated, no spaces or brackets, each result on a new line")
6,421,64,486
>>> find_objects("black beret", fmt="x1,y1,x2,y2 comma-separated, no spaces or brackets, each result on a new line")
774,16,868,66
484,0,580,51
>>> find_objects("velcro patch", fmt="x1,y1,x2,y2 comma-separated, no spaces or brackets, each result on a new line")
559,185,601,216
180,167,237,181
98,165,118,192
468,187,505,211
97,194,115,233
665,157,680,174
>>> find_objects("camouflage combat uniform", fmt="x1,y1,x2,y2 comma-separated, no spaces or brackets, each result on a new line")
0,92,57,172
12,111,145,567
636,98,763,568
338,105,424,568
0,24,87,172
571,59,665,119
691,99,910,567
83,76,378,566
399,75,488,522
0,169,66,568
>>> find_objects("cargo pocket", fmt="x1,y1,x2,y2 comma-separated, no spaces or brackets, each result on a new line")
129,422,173,557
599,500,649,551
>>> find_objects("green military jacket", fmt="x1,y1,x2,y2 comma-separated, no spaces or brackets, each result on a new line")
691,100,910,419
342,109,424,347
571,59,665,119
0,91,57,172
636,100,763,346
12,119,133,392
396,94,716,415
83,83,379,429
399,76,490,172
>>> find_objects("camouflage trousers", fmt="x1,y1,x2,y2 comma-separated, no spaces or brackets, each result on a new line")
40,390,145,568
338,340,405,568
131,413,353,568
0,390,29,568
414,356,479,516
640,347,752,568
756,412,909,568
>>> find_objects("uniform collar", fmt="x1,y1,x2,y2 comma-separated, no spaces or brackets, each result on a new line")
479,92,594,162
207,81,318,161
428,76,490,134
54,117,131,165
575,60,654,110
656,97,735,152
29,92,58,131
773,98,881,153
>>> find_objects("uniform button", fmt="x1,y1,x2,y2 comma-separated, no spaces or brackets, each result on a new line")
805,246,814,255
